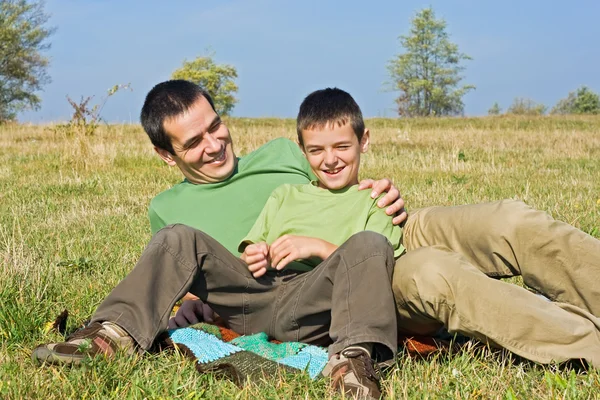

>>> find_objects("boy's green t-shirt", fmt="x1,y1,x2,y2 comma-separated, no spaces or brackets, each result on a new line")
148,138,314,256
239,183,405,271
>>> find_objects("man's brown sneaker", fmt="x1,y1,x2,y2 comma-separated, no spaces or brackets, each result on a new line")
322,347,382,400
32,321,137,366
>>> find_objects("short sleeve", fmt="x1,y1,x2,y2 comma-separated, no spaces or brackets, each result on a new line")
365,200,405,258
238,185,286,253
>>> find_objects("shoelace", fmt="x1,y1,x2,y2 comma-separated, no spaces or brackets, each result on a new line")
359,353,380,381
344,351,380,381
66,322,99,341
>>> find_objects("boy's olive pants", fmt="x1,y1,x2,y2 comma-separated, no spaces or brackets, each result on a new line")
91,228,397,358
395,199,600,368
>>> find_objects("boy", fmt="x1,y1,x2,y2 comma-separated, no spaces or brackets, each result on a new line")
237,87,406,398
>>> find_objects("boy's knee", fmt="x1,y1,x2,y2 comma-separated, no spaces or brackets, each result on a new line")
345,231,394,264
346,231,390,251
152,224,211,251
154,224,195,241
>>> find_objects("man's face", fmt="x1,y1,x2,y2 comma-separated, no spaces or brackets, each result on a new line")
300,122,369,190
156,96,237,184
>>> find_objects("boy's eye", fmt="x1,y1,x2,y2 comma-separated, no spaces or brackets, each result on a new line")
308,149,322,154
337,146,350,150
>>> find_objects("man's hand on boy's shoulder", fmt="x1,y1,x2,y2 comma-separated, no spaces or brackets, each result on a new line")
358,178,407,225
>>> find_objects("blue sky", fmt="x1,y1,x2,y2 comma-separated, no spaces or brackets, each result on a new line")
19,0,600,122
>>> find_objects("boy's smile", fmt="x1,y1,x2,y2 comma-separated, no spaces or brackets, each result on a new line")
300,122,369,190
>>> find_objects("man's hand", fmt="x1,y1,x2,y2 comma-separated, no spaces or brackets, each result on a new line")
241,242,270,278
358,178,407,225
270,235,337,270
168,299,214,329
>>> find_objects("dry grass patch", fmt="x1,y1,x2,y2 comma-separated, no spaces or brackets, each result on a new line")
1,116,599,398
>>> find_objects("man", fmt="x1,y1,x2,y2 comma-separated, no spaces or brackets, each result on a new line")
34,80,600,371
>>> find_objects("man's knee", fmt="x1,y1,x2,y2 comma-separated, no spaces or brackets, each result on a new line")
489,199,540,228
489,200,555,242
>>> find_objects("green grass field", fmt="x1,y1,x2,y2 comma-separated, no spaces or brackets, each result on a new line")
1,117,600,399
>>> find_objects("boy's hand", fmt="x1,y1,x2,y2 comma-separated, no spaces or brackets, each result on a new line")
168,299,214,329
241,242,270,278
270,235,337,270
358,178,407,225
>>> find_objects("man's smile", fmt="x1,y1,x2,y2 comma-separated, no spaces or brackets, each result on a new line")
206,146,227,165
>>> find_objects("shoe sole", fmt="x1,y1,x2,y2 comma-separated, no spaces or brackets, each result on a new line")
32,346,86,366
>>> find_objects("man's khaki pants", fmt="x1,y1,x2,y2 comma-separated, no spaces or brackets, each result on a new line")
394,199,600,367
91,227,398,359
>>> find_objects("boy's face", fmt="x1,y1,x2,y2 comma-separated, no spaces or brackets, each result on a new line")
155,96,237,184
300,122,369,190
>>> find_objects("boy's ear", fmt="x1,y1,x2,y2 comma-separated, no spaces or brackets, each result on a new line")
154,147,177,166
360,129,370,153
297,140,307,157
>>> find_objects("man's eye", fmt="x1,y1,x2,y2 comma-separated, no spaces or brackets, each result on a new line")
337,146,350,150
309,149,322,154
209,122,221,133
186,139,201,149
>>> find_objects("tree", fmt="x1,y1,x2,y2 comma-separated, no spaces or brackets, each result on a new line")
488,102,502,116
0,0,54,122
506,98,546,116
171,54,238,116
551,86,600,115
387,7,474,117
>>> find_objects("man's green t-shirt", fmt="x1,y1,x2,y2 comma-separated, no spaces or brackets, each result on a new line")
238,183,405,271
148,138,314,256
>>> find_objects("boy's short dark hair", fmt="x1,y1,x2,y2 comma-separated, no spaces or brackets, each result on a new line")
296,88,365,146
140,80,216,154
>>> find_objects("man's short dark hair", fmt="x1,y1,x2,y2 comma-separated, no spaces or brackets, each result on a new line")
296,88,365,146
140,80,216,154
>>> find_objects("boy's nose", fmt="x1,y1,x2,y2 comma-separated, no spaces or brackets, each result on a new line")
324,151,338,166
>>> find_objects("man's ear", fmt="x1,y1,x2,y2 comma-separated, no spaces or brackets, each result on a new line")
154,147,177,166
360,129,370,153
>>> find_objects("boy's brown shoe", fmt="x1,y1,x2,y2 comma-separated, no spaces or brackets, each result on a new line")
322,347,382,400
32,322,136,366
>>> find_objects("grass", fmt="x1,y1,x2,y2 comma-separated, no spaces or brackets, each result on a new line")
1,116,600,399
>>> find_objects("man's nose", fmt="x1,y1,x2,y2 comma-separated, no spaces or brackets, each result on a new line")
204,133,221,153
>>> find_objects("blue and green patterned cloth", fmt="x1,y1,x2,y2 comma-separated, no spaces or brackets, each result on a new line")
167,325,328,380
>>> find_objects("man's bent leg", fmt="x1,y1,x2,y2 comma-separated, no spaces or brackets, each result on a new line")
91,224,252,350
393,246,600,368
403,200,600,315
273,231,397,360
